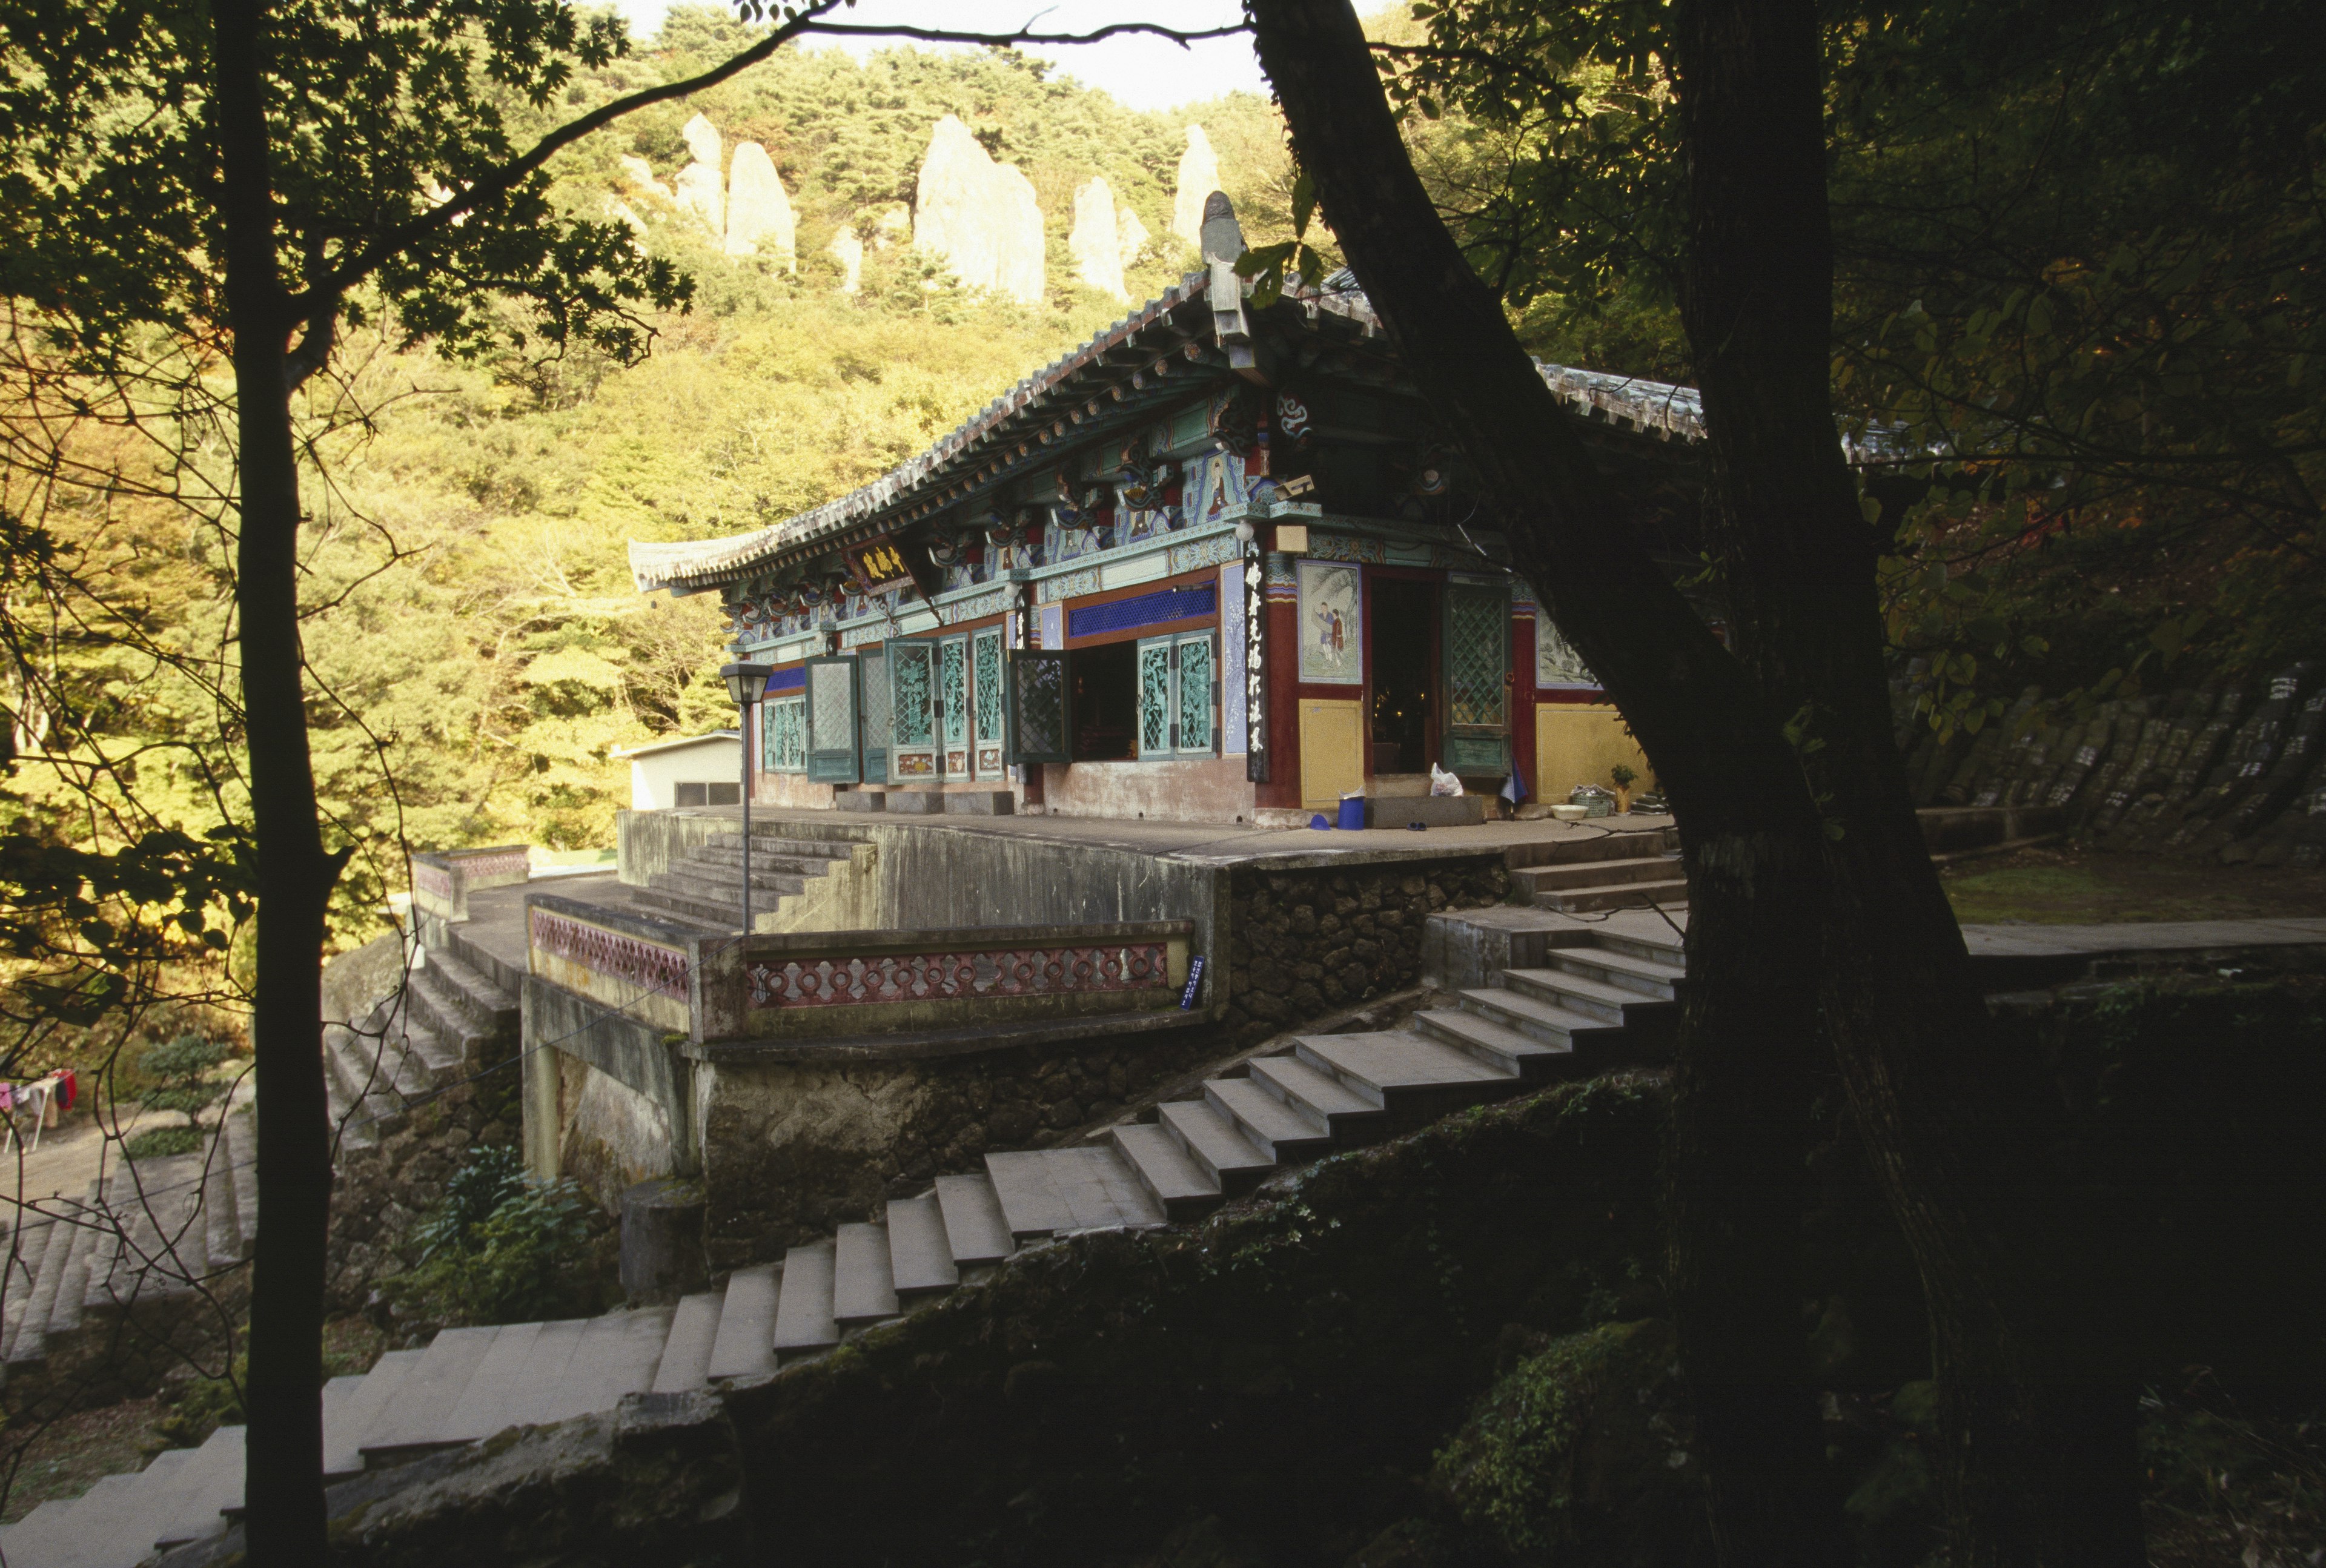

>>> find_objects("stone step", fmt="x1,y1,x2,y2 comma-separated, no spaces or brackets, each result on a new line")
1293,1030,1516,1114
651,1291,724,1393
632,884,756,929
650,862,813,900
498,1317,591,1427
1202,1076,1339,1163
682,843,849,878
705,1262,780,1381
1108,1123,1223,1220
325,1348,425,1478
1532,877,1691,914
1246,1054,1387,1137
1455,986,1625,1054
0,1500,79,1561
1503,830,1676,867
79,1444,194,1567
772,1240,840,1359
703,831,856,861
1414,1007,1575,1079
540,1308,671,1424
832,1223,900,1326
1546,944,1686,999
986,1148,1164,1238
1502,966,1666,1025
3,1204,78,1364
1156,1100,1276,1194
933,1174,1015,1267
151,1420,247,1550
226,1104,261,1257
438,1319,543,1442
884,1194,960,1296
405,966,494,1066
360,1324,499,1462
422,943,520,1027
5,1472,139,1563
1514,855,1681,893
1592,928,1688,968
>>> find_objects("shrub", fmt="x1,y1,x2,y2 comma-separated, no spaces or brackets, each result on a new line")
123,1125,205,1160
136,1033,232,1117
385,1145,600,1328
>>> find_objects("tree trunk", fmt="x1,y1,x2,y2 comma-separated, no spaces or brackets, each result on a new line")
1665,0,2144,1560
213,2,336,1560
1247,3,1849,1562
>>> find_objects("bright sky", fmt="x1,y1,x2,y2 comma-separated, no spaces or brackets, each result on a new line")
611,1,1270,110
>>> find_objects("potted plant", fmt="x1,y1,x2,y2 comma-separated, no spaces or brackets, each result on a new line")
1609,763,1638,815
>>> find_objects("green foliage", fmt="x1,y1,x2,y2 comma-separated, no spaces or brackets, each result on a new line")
1430,1318,1702,1561
387,1144,599,1326
133,1031,232,1117
123,1124,205,1160
1608,762,1635,789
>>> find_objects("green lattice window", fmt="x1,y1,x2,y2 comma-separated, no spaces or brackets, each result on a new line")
766,694,807,773
1446,586,1508,730
1136,633,1217,758
892,646,933,746
939,637,969,748
1177,635,1214,753
973,630,1004,743
1138,641,1174,757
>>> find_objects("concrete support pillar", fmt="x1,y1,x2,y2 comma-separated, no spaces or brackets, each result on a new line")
619,1176,709,1304
522,1036,563,1182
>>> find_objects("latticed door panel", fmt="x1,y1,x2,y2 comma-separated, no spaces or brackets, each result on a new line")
766,694,808,773
938,634,970,776
1176,633,1215,755
859,649,890,782
1137,639,1175,758
1007,650,1070,766
806,657,860,784
887,640,938,782
1442,580,1511,775
972,627,1006,779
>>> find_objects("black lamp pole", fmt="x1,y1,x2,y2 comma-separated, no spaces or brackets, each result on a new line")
720,663,774,933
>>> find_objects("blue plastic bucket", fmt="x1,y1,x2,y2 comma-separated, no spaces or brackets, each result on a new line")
1337,796,1368,832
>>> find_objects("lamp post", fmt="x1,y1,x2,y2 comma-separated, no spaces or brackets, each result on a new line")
720,662,772,934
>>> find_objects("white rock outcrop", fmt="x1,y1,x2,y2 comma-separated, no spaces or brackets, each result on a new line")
913,115,1045,306
618,154,671,202
1172,125,1221,248
828,226,864,293
1116,207,1150,273
674,113,724,236
603,197,649,238
724,142,796,267
1069,177,1128,301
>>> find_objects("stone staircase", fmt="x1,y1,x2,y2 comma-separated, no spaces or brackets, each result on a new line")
1,1090,259,1402
0,924,1683,1566
629,829,859,931
1509,825,1688,913
323,941,520,1151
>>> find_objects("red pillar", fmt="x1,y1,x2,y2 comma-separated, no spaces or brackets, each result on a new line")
1511,611,1537,803
1256,553,1304,812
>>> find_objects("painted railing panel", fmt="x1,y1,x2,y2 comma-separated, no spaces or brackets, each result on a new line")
525,896,695,1034
701,920,1192,1041
409,844,532,924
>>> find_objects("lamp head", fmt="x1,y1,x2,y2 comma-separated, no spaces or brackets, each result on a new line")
720,661,774,707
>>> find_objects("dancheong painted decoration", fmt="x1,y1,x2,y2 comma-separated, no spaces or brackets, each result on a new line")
625,191,1874,823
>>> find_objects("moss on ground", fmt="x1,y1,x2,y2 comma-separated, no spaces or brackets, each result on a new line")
1943,846,2326,924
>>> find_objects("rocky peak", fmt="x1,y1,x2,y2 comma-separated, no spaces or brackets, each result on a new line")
1070,176,1128,302
724,142,796,268
913,114,1045,306
1172,125,1221,250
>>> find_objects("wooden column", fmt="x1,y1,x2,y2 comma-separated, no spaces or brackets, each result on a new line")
1511,605,1538,804
1255,551,1304,812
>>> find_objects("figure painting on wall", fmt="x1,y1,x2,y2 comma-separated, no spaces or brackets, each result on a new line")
1297,558,1363,684
1537,615,1600,690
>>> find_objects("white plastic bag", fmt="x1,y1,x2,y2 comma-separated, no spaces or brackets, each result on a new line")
1429,764,1464,798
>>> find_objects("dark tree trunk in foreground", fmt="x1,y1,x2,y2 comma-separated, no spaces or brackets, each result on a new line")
1665,0,2145,1560
1249,0,2144,1561
1247,4,1847,1564
213,2,337,1560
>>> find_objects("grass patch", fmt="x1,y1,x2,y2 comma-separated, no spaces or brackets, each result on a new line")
1943,847,2326,925
122,1125,202,1160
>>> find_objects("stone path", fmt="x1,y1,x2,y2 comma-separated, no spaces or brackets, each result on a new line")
323,939,519,1151
0,922,1686,1566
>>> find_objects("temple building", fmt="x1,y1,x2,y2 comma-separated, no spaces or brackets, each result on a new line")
628,195,1700,826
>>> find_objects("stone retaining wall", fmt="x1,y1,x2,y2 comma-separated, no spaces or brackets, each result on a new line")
1221,853,1514,1047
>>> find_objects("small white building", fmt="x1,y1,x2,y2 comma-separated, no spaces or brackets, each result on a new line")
615,730,742,810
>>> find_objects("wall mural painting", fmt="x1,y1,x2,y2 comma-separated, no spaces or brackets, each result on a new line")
1296,558,1363,686
1536,617,1600,690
